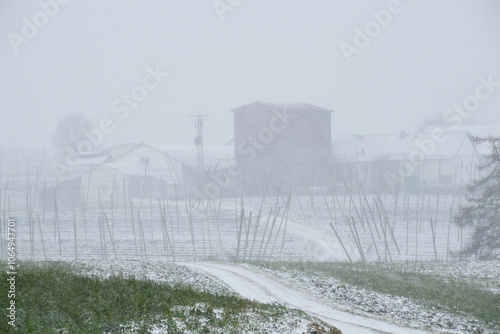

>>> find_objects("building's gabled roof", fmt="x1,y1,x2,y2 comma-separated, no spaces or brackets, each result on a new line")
105,143,164,163
100,142,234,171
423,125,500,156
102,142,145,160
99,163,181,184
72,151,111,165
441,124,500,138
231,101,334,113
147,143,234,170
333,131,479,161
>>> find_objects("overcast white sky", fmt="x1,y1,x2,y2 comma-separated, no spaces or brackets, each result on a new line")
1,0,499,150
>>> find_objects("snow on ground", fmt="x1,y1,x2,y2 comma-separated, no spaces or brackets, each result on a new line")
69,259,338,334
388,261,500,294
7,192,498,333
286,220,344,261
70,259,234,296
181,262,432,334
10,194,470,263
248,262,499,334
121,306,317,334
37,258,500,334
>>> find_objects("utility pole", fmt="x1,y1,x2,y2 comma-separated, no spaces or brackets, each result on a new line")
189,114,209,171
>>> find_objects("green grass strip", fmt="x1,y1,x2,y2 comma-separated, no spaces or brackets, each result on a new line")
0,261,290,333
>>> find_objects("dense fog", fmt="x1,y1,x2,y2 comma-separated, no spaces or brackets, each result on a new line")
0,0,499,262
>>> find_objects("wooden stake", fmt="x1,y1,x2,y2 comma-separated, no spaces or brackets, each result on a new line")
257,208,273,260
446,205,453,261
377,195,400,255
161,178,174,250
130,200,138,257
186,195,197,260
351,217,365,262
235,193,244,260
159,200,176,261
359,184,381,239
262,207,281,260
392,185,400,231
72,210,77,260
158,198,167,252
37,214,47,261
279,192,292,259
174,184,180,234
98,188,107,259
405,195,409,256
123,178,128,228
54,189,62,257
332,194,355,263
430,218,438,261
104,213,117,259
343,181,366,234
374,198,391,262
271,190,292,259
243,211,252,260
137,211,147,260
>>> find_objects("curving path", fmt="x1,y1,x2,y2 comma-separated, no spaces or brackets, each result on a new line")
179,262,431,334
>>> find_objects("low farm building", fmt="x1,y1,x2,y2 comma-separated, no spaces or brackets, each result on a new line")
332,130,486,193
42,143,234,208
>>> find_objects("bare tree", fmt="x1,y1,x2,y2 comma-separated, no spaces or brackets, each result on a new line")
455,136,500,259
52,113,92,161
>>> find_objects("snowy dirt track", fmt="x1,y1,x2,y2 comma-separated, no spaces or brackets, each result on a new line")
180,262,430,334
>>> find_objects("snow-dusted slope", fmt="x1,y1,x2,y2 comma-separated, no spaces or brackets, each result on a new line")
181,262,431,334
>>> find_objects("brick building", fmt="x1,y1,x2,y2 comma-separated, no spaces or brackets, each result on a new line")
232,101,333,194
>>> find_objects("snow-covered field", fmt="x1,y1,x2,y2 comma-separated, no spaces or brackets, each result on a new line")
68,259,340,334
66,259,500,334
5,193,472,263
247,261,500,334
181,262,429,334
3,192,497,333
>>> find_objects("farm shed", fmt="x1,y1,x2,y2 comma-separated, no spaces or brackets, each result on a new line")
43,142,235,208
332,130,484,193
